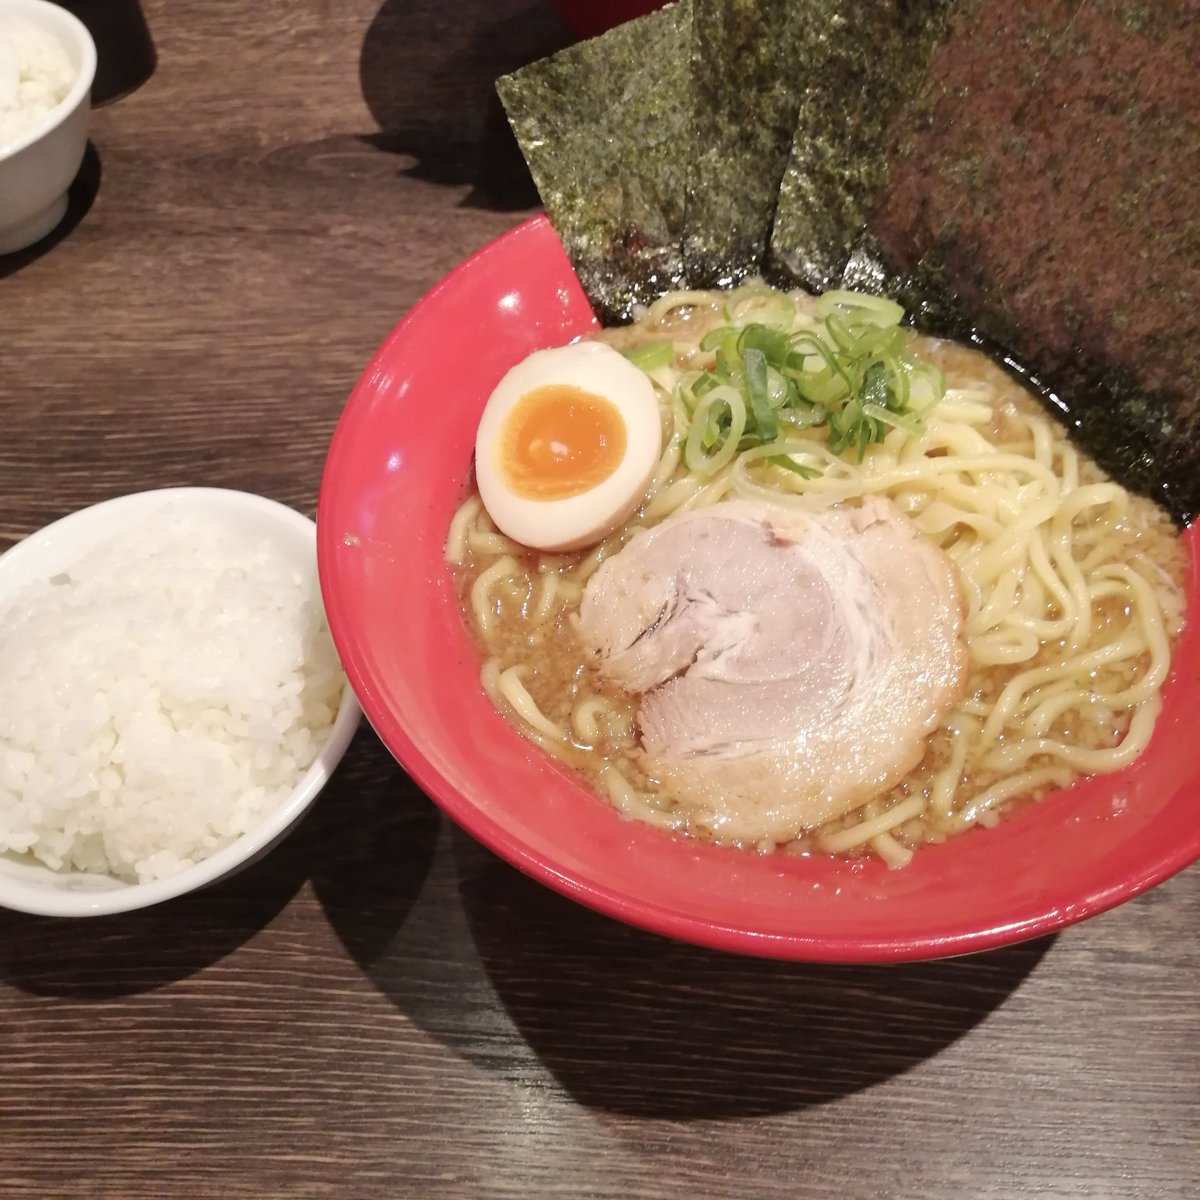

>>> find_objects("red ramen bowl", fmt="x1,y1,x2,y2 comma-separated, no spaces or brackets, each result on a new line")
318,216,1200,962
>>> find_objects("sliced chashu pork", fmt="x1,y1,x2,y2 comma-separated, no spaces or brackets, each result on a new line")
576,497,968,842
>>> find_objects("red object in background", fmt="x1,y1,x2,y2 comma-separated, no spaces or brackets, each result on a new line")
318,216,1200,962
548,0,663,38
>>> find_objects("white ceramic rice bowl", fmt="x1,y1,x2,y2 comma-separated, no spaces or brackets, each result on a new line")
0,488,361,917
0,0,96,254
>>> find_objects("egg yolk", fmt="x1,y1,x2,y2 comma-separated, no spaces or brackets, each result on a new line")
498,385,627,500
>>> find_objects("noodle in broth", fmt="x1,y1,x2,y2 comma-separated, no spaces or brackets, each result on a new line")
447,287,1186,868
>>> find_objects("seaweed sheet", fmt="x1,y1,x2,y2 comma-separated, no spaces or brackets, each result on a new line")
767,0,1199,523
827,1,1198,523
683,0,813,286
767,0,953,291
866,0,1200,524
502,0,1200,522
497,2,693,324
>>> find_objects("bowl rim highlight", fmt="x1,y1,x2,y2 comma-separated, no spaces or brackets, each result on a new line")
0,486,361,918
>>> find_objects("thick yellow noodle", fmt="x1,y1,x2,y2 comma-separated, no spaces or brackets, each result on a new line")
450,288,1185,865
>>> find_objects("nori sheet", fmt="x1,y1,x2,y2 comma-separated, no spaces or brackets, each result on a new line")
497,1,693,324
767,0,1199,523
683,0,812,286
766,0,954,291
864,0,1200,525
501,0,1200,522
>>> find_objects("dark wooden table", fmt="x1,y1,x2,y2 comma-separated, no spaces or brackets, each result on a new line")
2,2,1197,1196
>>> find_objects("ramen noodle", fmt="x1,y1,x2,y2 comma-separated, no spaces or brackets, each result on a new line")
447,287,1186,867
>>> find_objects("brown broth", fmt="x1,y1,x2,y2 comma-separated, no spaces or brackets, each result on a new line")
454,315,1187,860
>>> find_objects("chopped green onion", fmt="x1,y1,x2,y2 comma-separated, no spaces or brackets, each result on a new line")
738,323,792,362
815,290,905,327
734,439,824,481
777,407,824,431
699,326,739,356
862,403,924,434
684,385,746,476
771,455,822,479
624,342,674,372
676,286,945,483
742,347,777,442
862,360,893,411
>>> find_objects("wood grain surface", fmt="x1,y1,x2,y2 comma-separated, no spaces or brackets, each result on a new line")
1,2,1197,1197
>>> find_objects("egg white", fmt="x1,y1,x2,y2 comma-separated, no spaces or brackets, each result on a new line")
474,341,663,552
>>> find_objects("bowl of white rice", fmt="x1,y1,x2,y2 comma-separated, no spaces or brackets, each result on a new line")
0,488,361,917
0,0,95,254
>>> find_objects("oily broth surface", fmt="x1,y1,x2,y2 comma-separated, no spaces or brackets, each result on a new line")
452,295,1187,861
822,339,1188,853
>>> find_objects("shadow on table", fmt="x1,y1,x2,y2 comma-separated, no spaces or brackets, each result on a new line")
358,0,572,210
0,729,435,999
309,736,443,969
452,834,1055,1118
0,142,102,282
64,0,156,106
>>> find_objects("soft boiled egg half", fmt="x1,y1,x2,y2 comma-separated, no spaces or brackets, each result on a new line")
474,341,663,552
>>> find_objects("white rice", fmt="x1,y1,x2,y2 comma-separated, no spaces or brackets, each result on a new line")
0,510,345,883
0,16,77,148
